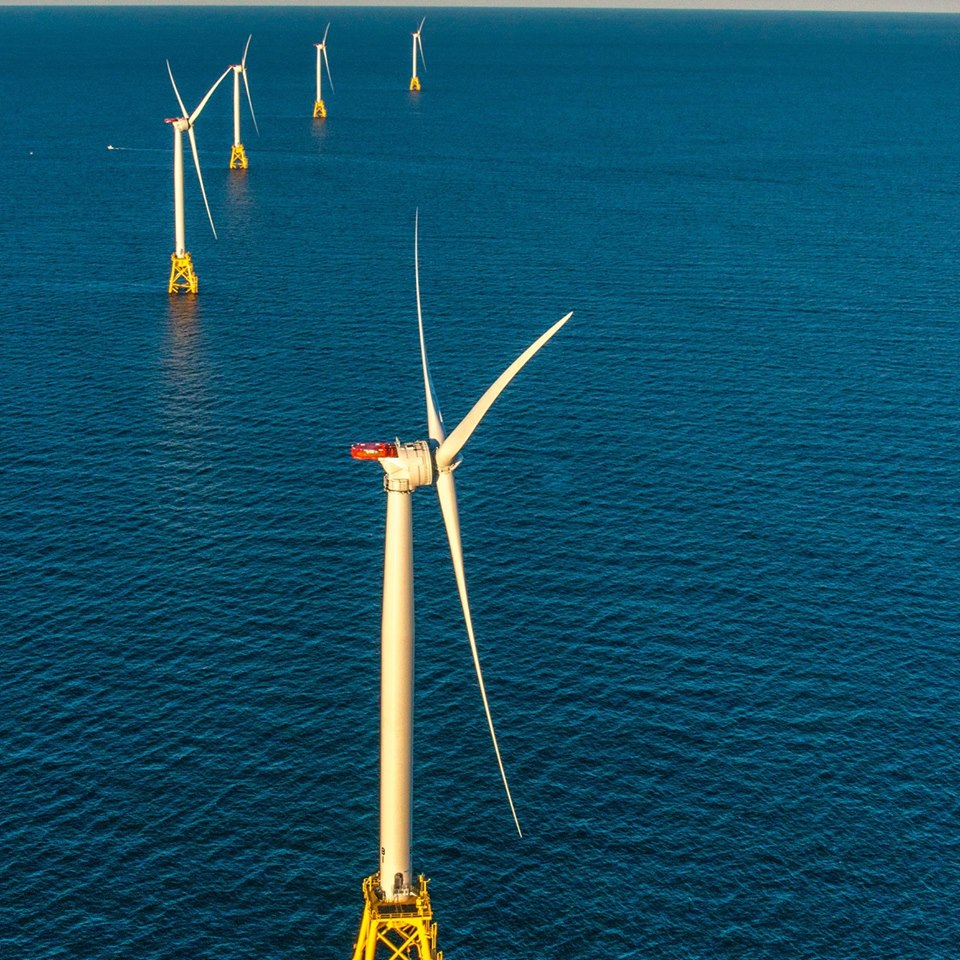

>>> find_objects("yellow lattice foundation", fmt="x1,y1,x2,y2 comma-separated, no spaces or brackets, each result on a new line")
229,143,248,169
351,875,443,960
409,77,421,92
168,252,198,294
313,100,327,118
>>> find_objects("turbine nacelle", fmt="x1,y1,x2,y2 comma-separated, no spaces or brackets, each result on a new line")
351,440,445,492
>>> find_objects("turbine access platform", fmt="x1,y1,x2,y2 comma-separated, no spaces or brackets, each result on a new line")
351,874,442,960
229,143,249,169
168,252,199,294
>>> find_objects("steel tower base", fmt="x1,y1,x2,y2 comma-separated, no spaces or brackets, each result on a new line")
229,143,248,169
168,252,198,294
351,874,443,960
313,100,327,118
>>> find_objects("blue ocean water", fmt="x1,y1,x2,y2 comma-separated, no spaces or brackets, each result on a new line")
3,5,960,958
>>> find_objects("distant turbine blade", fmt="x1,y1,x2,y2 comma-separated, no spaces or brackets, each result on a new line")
323,46,335,95
189,65,231,125
436,312,572,469
435,467,522,838
167,60,188,118
322,22,330,46
242,33,252,69
415,212,446,444
418,16,426,33
242,67,259,136
417,33,427,73
188,125,217,240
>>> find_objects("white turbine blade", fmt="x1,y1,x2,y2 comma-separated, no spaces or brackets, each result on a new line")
436,311,572,469
417,33,427,73
242,33,252,69
188,125,217,240
417,16,426,34
436,467,522,838
323,46,335,95
415,212,445,444
242,67,259,136
189,65,232,125
167,60,188,118
322,22,330,46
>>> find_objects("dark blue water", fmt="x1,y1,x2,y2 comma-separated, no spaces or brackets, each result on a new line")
3,6,960,958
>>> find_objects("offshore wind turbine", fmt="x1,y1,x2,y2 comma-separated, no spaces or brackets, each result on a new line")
165,62,231,295
409,18,425,91
349,215,571,959
228,35,259,169
313,23,334,118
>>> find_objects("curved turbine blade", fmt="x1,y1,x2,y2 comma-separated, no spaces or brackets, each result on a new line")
436,467,522,838
437,311,572,469
167,60,188,118
417,33,427,73
188,125,217,240
322,22,330,46
242,66,259,136
415,212,446,445
417,16,426,34
242,33,252,69
323,46,335,96
189,65,232,125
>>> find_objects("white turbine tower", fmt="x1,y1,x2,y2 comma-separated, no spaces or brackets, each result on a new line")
409,17,425,91
349,215,571,960
228,35,259,169
165,61,231,294
313,23,334,118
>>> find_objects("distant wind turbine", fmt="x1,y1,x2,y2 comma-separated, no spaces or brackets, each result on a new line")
313,24,334,118
348,213,571,959
228,35,259,169
165,61,231,294
409,18,425,91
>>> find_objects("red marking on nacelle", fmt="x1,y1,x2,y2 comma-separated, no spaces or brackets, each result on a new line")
351,441,398,461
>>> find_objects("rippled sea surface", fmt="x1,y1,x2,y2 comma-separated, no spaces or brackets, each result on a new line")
3,6,960,958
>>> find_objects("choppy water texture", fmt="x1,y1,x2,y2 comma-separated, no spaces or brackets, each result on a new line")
2,6,960,959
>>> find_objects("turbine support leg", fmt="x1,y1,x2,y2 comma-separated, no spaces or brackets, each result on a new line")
168,252,199,295
351,874,443,960
313,100,327,118
229,143,249,169
409,77,421,92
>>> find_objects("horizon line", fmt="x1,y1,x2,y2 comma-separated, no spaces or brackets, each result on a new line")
0,1,958,12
